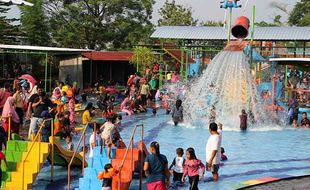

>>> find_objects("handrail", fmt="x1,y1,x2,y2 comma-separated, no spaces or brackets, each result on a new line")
118,124,144,190
8,116,11,142
67,122,90,190
22,118,52,190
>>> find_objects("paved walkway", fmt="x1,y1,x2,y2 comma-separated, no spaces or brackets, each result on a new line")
241,176,310,190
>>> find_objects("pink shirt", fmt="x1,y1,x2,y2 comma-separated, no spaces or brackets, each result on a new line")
183,159,205,177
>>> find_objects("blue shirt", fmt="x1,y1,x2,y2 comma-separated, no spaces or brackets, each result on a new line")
145,154,168,183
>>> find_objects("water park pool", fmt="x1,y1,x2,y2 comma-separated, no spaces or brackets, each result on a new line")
32,109,310,190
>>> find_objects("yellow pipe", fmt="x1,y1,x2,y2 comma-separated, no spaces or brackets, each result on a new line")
8,116,11,142
51,119,54,182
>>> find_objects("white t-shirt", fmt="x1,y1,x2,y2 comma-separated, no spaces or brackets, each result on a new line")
172,156,185,173
89,133,100,158
101,122,116,140
206,134,221,165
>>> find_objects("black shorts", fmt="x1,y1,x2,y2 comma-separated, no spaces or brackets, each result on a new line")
141,94,147,106
16,107,24,125
173,171,183,182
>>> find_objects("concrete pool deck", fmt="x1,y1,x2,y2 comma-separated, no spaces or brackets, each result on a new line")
238,175,310,190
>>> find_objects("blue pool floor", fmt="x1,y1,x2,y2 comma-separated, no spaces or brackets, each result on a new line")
33,109,310,190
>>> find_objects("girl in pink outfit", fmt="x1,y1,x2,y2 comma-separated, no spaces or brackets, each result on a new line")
171,72,179,83
182,147,205,190
120,96,133,116
68,98,75,128
1,97,20,133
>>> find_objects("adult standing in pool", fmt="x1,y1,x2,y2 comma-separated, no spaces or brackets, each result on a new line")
144,141,170,190
239,109,248,130
206,123,221,182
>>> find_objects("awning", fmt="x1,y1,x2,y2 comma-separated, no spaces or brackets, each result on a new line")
82,52,133,61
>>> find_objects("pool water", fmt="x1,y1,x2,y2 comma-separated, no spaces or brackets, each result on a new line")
33,109,310,190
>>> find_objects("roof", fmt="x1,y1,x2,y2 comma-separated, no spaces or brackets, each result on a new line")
269,58,310,68
82,52,133,61
0,0,33,6
0,44,91,52
151,26,310,41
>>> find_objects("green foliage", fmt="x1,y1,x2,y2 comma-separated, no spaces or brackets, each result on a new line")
0,3,21,44
20,0,50,46
289,0,310,26
130,46,156,71
44,0,155,50
158,0,198,26
200,21,224,27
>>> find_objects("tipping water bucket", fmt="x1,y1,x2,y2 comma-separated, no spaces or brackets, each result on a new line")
231,16,250,39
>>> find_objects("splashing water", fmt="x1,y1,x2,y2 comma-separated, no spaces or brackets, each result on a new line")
183,50,261,128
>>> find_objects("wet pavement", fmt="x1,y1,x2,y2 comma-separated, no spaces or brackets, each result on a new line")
240,175,310,190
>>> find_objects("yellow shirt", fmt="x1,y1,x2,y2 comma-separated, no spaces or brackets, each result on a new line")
82,110,92,125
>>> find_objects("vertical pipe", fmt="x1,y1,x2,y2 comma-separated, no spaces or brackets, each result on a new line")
8,117,11,142
51,120,54,182
227,8,232,44
49,55,52,93
271,76,276,111
180,47,184,81
284,65,288,101
185,48,189,83
94,123,96,146
82,132,86,176
139,125,144,190
250,5,256,44
303,41,306,58
45,53,48,92
136,48,139,73
90,53,93,85
159,40,164,88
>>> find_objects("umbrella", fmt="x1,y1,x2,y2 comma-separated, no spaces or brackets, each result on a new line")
0,0,33,6
19,74,37,92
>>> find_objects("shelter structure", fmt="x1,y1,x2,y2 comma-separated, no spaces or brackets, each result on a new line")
0,44,90,91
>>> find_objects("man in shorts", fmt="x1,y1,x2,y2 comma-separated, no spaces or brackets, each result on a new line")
205,122,221,181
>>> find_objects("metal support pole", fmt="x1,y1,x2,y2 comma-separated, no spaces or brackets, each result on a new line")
139,125,144,190
185,48,189,83
45,53,48,91
49,56,52,93
8,117,11,142
82,132,86,176
250,5,256,44
136,48,139,73
227,8,232,44
51,120,54,182
159,40,164,88
180,47,184,81
284,65,288,101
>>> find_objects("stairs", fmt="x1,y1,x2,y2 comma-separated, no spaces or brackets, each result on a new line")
75,145,141,190
2,140,50,190
111,148,140,190
75,146,116,190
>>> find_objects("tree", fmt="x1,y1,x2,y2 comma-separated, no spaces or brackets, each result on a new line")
44,0,155,50
289,0,310,26
0,2,21,44
158,0,198,26
130,46,156,72
20,0,50,46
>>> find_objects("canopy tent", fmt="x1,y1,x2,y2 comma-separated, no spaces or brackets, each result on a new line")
269,58,310,71
0,0,33,6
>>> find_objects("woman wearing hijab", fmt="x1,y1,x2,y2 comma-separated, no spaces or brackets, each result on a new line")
2,97,20,134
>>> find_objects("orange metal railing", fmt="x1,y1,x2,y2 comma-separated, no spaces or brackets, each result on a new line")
117,124,144,190
67,122,91,190
21,118,53,190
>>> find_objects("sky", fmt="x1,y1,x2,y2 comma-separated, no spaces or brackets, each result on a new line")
4,0,298,24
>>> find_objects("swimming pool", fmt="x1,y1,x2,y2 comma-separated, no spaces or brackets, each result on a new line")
33,109,310,190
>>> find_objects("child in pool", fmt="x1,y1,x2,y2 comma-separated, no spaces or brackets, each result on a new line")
66,135,74,151
239,109,248,130
182,147,205,190
169,148,185,183
221,147,228,161
97,163,119,190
